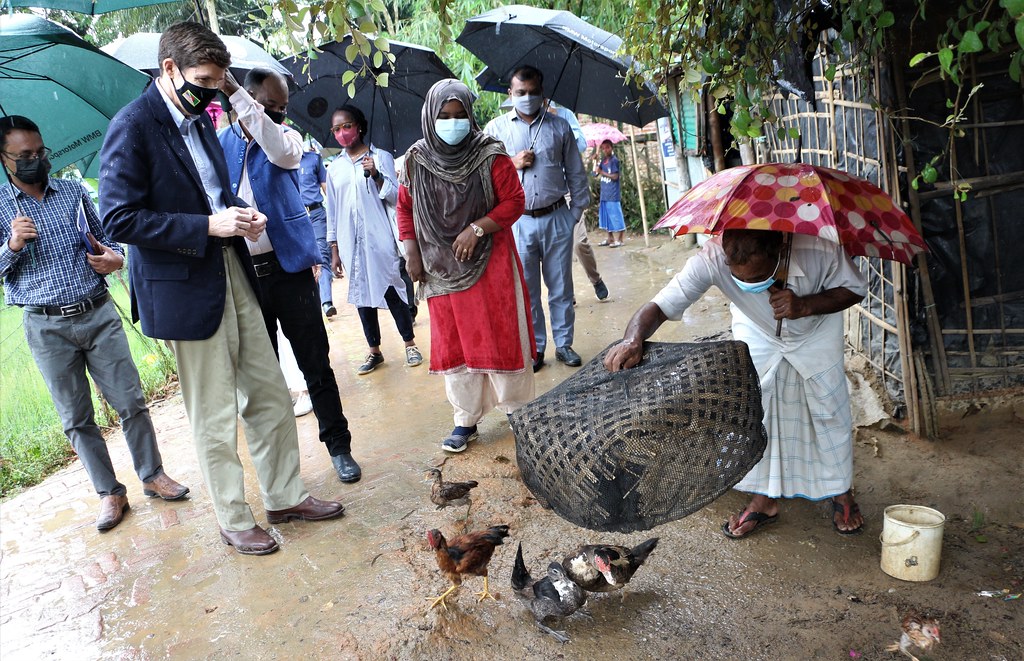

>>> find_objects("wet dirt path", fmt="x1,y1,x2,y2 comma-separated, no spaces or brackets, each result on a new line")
1,233,1020,660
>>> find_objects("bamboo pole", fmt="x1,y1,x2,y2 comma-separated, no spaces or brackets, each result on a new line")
893,62,952,397
204,0,220,33
627,124,650,247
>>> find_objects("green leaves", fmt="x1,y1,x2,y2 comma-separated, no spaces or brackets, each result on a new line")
921,164,939,184
1016,18,1024,48
877,11,895,28
909,52,933,67
1002,0,1024,18
938,47,954,73
960,30,984,52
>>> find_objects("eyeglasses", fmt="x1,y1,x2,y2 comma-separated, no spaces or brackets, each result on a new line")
331,122,356,132
2,147,51,161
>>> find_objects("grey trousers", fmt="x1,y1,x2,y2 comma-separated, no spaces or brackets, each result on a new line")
167,247,308,531
23,298,164,497
573,220,602,285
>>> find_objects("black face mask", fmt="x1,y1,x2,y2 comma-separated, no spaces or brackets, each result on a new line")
11,157,51,185
173,73,219,115
264,109,286,125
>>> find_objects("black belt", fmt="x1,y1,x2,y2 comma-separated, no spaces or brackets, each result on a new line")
251,252,282,278
22,291,108,318
210,237,232,248
524,197,566,217
306,202,323,212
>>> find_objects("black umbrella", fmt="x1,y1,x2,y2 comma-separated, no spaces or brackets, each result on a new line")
281,37,455,155
456,4,667,127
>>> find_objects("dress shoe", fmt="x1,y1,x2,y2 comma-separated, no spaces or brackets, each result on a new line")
331,453,362,483
555,346,582,367
142,473,190,500
220,525,279,555
266,495,345,524
594,279,609,301
96,494,130,531
533,351,545,373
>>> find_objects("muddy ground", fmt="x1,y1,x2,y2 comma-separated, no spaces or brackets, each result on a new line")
1,233,1021,660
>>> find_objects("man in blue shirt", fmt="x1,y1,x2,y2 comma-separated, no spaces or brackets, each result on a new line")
485,66,591,371
1,115,189,531
298,142,335,315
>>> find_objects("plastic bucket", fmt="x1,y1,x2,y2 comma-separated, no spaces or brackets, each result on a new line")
880,505,945,581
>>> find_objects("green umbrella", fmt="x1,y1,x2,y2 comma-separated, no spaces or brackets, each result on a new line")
3,0,182,16
0,14,150,176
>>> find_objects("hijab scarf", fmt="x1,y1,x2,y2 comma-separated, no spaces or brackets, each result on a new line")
401,79,508,298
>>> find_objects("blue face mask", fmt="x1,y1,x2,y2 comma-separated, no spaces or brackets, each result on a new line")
434,118,471,146
730,255,780,294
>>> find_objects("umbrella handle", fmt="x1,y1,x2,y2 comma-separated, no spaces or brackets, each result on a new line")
775,234,794,337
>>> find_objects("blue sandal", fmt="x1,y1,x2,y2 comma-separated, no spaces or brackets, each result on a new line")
441,426,478,453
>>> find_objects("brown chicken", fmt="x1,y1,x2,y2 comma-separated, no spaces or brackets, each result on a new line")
425,524,510,612
886,610,941,661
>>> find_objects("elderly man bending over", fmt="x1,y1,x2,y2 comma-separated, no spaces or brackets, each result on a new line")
605,229,868,538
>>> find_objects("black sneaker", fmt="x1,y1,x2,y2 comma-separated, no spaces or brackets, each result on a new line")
322,302,337,317
594,279,609,301
357,352,384,375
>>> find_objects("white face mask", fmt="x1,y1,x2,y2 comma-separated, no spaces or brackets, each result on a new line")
513,94,543,116
434,118,472,146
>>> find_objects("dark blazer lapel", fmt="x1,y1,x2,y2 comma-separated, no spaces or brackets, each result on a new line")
144,84,208,202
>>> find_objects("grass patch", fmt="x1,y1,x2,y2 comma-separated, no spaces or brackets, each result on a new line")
0,272,176,496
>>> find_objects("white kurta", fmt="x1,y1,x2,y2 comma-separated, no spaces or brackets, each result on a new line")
652,234,868,500
325,145,407,308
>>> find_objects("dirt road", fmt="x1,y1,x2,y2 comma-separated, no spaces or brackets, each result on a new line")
1,233,1020,660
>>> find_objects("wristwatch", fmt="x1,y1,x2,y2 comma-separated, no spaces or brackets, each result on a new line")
470,222,485,237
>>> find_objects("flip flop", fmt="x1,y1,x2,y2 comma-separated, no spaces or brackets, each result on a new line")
832,497,864,535
721,510,779,539
598,240,610,246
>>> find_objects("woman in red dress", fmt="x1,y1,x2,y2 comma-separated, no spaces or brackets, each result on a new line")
397,79,534,452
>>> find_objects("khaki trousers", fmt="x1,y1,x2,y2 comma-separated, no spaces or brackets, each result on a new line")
573,220,602,285
168,247,308,531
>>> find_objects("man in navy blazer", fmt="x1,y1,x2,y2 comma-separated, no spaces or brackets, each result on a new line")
99,21,344,555
217,67,362,484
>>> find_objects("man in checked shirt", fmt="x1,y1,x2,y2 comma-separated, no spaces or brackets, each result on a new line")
0,115,189,531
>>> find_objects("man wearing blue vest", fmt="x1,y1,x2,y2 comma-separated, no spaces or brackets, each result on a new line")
218,67,361,484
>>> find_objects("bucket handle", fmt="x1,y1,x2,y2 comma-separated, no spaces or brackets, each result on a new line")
880,530,920,547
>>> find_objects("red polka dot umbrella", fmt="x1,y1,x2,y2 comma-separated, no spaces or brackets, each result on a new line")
652,163,927,264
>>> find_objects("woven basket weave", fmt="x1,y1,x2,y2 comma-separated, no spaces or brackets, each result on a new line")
510,341,767,533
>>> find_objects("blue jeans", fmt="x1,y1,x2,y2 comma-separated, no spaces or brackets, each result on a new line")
23,298,164,496
308,206,333,305
512,205,576,351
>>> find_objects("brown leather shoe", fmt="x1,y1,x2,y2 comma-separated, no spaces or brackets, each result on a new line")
96,494,130,531
266,496,345,524
142,473,190,501
220,525,279,556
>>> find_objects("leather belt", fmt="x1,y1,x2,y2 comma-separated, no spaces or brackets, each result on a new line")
251,252,282,278
305,202,323,212
523,197,566,217
22,291,108,318
210,237,232,249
